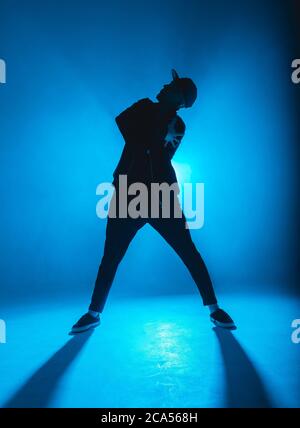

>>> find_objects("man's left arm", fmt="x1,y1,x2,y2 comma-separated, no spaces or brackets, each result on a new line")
164,115,186,159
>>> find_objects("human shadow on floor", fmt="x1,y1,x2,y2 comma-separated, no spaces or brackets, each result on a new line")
4,330,93,408
214,327,273,408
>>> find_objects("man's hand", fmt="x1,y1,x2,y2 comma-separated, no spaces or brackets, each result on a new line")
164,116,185,158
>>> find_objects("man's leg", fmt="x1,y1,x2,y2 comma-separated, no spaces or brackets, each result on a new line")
149,213,235,328
149,215,217,306
89,216,144,313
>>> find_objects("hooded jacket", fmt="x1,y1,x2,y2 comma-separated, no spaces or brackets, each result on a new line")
113,98,185,187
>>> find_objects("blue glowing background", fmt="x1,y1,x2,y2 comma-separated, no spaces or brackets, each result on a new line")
0,0,299,304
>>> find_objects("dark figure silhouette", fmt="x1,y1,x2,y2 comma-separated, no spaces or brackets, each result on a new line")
4,332,93,408
71,70,235,334
214,328,273,408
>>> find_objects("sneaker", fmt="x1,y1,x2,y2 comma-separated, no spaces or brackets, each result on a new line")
210,309,236,329
70,312,100,334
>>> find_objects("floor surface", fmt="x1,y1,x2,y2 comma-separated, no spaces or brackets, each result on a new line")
0,292,299,408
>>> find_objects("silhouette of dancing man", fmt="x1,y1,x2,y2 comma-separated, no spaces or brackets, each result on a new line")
71,70,235,334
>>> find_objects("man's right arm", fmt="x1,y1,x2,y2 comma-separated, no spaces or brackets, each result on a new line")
115,98,152,147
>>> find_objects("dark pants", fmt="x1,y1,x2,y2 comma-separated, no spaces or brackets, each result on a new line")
89,192,217,312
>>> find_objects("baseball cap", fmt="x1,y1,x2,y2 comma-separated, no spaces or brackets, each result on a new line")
171,69,197,108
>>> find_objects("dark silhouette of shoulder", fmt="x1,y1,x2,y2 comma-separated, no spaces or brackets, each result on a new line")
115,98,154,145
115,98,152,127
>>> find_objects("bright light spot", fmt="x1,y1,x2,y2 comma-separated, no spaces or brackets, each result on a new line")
172,161,192,185
143,322,191,373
